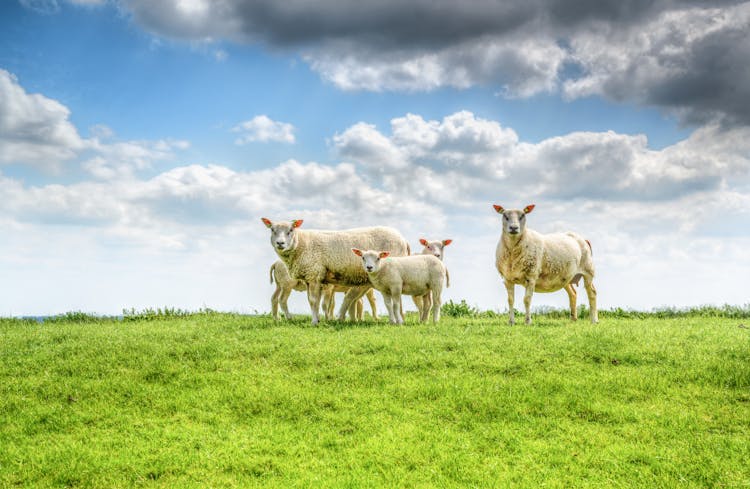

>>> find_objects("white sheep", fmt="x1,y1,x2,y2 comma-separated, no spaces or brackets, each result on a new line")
352,248,446,324
269,260,376,320
493,204,598,325
269,260,306,320
261,218,410,324
413,238,452,321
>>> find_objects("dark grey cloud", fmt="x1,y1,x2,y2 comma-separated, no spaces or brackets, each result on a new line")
120,0,750,126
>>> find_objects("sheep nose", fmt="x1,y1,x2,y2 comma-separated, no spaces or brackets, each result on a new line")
276,240,285,247
366,265,373,271
509,226,519,233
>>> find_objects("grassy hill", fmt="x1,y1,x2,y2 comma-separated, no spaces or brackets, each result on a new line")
1,311,749,487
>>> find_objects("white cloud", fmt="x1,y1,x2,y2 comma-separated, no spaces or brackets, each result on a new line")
232,115,296,144
0,70,84,169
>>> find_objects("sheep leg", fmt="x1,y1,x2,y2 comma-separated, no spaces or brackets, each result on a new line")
338,286,368,321
422,293,433,322
365,289,378,320
322,285,335,321
390,286,404,324
565,284,578,321
347,300,358,321
412,295,424,321
307,282,324,325
271,286,282,320
584,275,598,323
383,293,398,324
279,288,293,320
504,280,516,325
523,280,535,325
431,287,442,324
356,298,364,321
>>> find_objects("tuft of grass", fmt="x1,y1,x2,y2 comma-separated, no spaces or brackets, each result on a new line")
1,313,749,487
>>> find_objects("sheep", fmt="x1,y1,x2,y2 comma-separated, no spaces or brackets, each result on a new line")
493,204,598,325
352,248,446,324
413,238,452,321
269,260,306,320
261,218,410,324
270,260,372,320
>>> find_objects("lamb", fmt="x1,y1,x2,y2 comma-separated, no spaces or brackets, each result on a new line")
261,218,410,324
269,260,376,320
269,260,306,320
413,238,452,321
352,248,446,324
493,204,597,325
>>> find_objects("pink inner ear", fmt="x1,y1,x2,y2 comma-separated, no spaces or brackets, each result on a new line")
379,252,390,259
493,204,504,213
352,248,362,256
443,239,452,246
261,217,272,227
419,238,428,246
524,204,535,214
292,219,304,228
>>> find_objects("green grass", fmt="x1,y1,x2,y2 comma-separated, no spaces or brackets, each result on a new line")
1,312,749,488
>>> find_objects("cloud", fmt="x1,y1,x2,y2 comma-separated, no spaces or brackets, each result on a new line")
0,69,84,169
0,70,189,178
334,111,750,204
563,3,750,126
232,115,296,144
116,0,750,126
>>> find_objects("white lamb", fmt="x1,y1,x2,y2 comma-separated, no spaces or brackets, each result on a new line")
493,204,598,325
352,248,446,324
413,238,452,321
262,218,410,325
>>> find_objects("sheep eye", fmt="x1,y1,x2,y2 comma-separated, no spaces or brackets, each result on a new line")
520,214,525,220
503,215,509,221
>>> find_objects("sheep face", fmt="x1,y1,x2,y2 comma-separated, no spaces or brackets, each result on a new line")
261,218,303,253
419,238,452,260
352,248,390,273
493,204,535,236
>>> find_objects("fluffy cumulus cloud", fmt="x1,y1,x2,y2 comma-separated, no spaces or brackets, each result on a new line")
232,115,296,144
0,69,84,169
115,0,750,125
335,111,750,204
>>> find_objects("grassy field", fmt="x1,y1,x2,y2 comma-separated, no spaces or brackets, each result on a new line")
1,310,749,488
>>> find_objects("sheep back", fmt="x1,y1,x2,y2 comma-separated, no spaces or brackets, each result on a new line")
281,226,409,287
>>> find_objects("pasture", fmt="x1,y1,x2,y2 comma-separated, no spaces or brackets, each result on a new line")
1,310,749,488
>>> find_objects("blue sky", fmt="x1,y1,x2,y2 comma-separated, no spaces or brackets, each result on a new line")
1,0,749,315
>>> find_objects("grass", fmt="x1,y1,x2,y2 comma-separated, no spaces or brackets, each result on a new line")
1,311,749,487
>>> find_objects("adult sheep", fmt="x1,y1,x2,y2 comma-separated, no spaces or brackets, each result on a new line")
493,204,598,325
261,218,410,325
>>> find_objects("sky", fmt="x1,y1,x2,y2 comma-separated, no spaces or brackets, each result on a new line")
1,0,749,316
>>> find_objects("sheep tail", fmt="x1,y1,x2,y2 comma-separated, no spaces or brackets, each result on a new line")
585,239,592,255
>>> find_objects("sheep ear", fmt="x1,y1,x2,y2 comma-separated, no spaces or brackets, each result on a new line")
442,239,453,246
352,248,363,256
292,219,304,228
261,217,273,228
419,238,429,246
379,251,390,259
492,204,504,214
523,204,535,214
